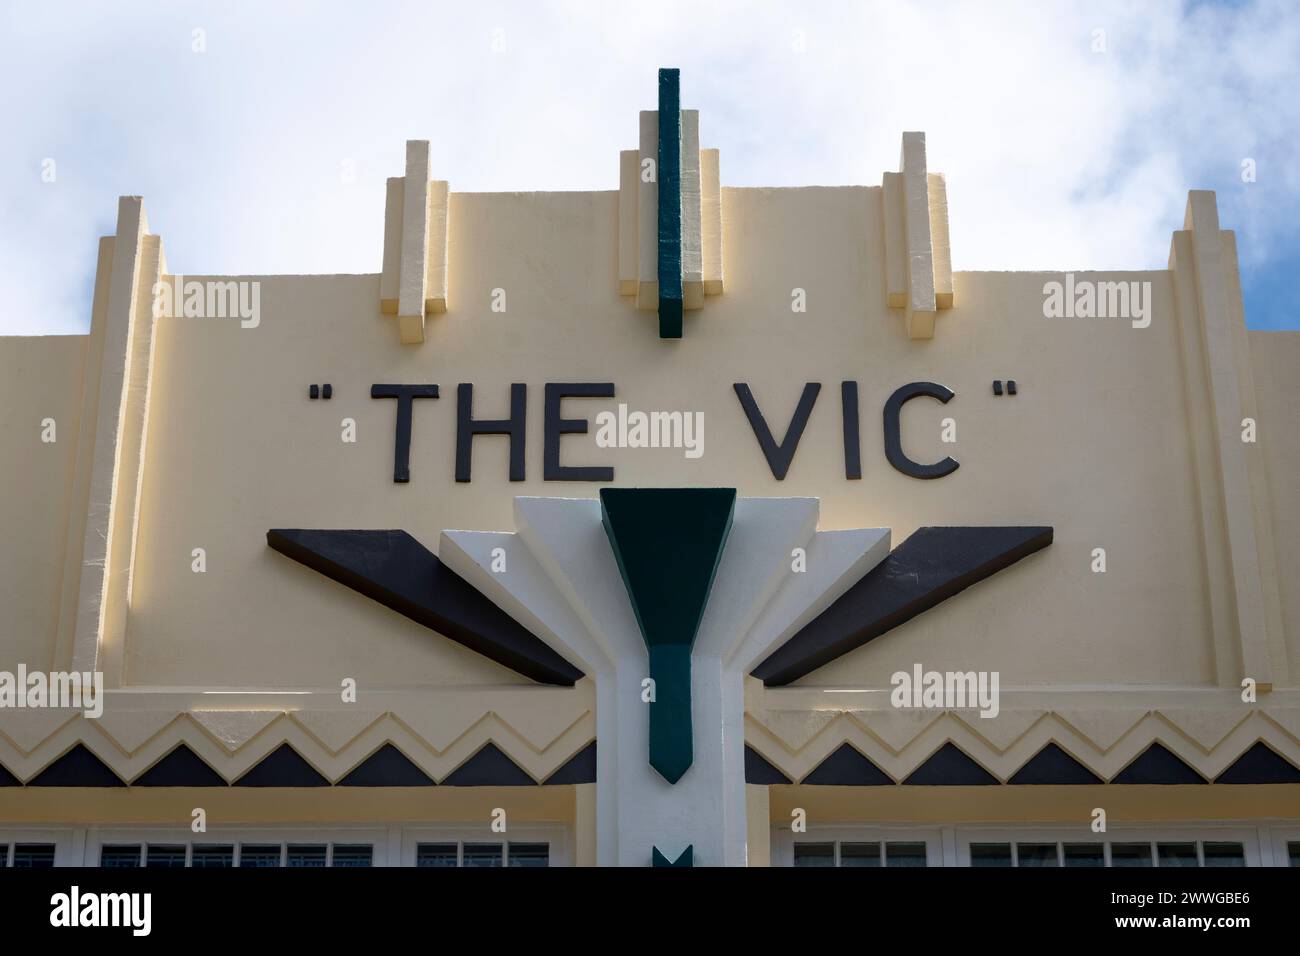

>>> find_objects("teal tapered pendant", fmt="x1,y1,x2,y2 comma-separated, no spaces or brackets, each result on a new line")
600,487,735,784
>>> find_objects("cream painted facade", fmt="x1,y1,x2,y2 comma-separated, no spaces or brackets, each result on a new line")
2,103,1299,867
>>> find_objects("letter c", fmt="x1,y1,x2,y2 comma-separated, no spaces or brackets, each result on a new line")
883,382,959,479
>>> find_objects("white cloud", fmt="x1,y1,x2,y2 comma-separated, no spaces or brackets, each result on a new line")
1,0,1296,333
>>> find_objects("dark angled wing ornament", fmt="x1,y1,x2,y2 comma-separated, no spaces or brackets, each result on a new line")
752,526,1053,685
267,529,583,686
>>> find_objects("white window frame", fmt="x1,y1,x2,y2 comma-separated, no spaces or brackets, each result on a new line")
772,825,943,867
83,826,392,867
953,824,1263,867
1265,823,1300,867
0,828,80,867
398,824,571,867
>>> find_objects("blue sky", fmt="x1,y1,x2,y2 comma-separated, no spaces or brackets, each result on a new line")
2,0,1297,334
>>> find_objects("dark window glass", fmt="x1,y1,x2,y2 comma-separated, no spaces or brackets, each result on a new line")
191,844,234,868
286,844,327,868
507,843,549,868
885,842,927,867
839,842,881,867
100,845,141,868
1017,843,1059,867
970,843,1013,867
1157,842,1199,868
239,844,281,868
1063,844,1105,867
416,843,459,868
146,845,187,868
331,845,373,868
0,844,7,868
1201,842,1245,867
1110,843,1153,867
462,843,503,868
12,844,55,868
1289,842,1300,867
792,842,834,867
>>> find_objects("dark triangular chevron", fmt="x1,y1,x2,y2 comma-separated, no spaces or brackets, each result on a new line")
903,742,1000,785
600,487,735,784
234,743,330,787
801,743,892,786
745,745,793,785
338,743,434,786
1214,741,1300,784
0,762,21,786
753,526,1053,685
28,743,126,787
1009,742,1103,785
1111,742,1205,784
133,744,227,787
267,528,582,686
441,742,536,786
542,741,597,785
652,845,693,867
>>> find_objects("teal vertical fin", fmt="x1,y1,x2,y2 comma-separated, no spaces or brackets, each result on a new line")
657,68,683,339
600,488,735,784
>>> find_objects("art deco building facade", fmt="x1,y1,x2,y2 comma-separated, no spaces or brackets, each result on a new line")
2,73,1298,867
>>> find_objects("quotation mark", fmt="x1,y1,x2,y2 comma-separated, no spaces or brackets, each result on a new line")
992,380,1017,396
308,384,333,400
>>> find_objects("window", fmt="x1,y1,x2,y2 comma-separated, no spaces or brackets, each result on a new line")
792,841,928,867
1110,843,1152,867
330,845,373,868
415,841,551,868
1157,842,1199,868
191,845,234,868
287,845,327,868
463,843,504,868
507,843,549,868
416,843,458,867
971,843,1013,868
1289,842,1300,867
147,845,186,868
792,842,834,867
12,844,55,868
100,845,142,868
1202,843,1245,867
839,843,881,868
963,838,1245,867
1063,843,1104,867
90,839,375,867
239,844,282,868
0,845,6,868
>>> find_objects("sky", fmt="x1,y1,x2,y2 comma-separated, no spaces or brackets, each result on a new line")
1,0,1297,335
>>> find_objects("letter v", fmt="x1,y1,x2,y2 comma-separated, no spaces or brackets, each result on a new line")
733,383,821,479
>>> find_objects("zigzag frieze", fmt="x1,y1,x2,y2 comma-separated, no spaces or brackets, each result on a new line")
744,707,1300,784
0,700,594,785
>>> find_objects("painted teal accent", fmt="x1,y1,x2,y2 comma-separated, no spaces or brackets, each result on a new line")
600,488,735,784
657,68,683,339
646,644,693,783
652,845,693,867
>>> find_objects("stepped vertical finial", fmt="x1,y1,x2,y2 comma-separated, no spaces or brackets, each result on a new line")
880,132,954,339
618,69,722,337
379,140,449,344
